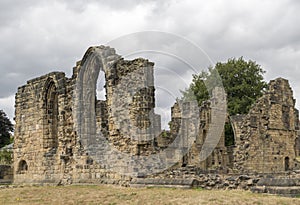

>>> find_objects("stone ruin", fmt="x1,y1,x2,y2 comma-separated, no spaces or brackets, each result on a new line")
10,46,300,194
232,78,300,173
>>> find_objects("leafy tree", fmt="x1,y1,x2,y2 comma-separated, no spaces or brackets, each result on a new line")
182,57,267,146
0,110,14,148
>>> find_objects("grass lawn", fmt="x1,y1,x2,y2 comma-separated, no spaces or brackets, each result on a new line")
0,185,300,205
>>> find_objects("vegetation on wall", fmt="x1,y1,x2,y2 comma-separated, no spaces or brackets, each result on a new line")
0,150,12,164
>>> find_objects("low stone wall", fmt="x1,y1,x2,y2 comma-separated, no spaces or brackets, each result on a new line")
252,178,300,197
130,178,198,189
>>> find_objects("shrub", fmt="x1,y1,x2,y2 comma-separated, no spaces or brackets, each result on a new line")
0,150,12,164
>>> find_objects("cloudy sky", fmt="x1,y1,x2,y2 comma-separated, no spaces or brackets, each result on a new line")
0,0,300,126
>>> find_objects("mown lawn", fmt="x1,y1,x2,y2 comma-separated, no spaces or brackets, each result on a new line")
0,185,299,205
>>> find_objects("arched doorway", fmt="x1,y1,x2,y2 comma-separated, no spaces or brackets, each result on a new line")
18,160,28,174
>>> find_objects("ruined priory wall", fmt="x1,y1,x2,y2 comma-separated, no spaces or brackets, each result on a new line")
14,72,68,183
14,47,162,184
233,78,300,173
167,87,228,171
188,98,229,170
106,58,158,155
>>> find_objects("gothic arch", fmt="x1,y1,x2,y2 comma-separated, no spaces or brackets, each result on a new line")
43,78,59,151
74,46,119,146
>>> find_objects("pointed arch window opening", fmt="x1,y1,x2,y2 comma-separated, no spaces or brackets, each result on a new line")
44,81,59,151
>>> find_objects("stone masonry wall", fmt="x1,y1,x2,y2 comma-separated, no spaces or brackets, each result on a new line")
14,46,161,184
14,72,68,183
188,87,229,171
233,78,300,173
13,45,300,186
159,87,228,171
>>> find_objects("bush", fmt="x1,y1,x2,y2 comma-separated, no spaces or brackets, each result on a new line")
0,150,12,164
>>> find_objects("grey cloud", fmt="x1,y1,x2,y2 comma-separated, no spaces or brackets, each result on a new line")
0,1,46,27
1,0,300,120
59,0,163,12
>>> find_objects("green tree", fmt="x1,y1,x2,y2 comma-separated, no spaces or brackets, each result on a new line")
0,109,14,148
182,57,267,145
182,57,267,115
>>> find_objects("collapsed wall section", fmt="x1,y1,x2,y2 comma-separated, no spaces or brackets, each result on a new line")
161,87,228,170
